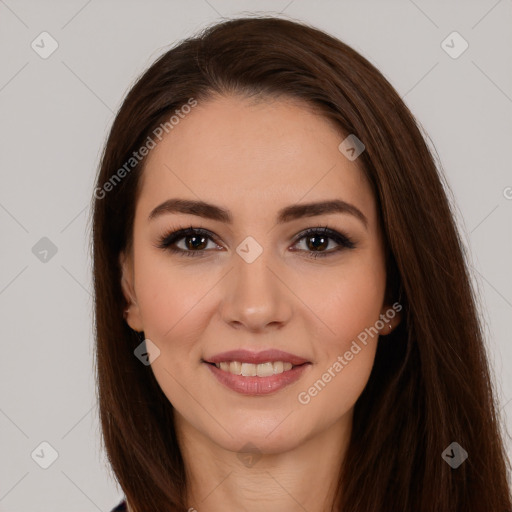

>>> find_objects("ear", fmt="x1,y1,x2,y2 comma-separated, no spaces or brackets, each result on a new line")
377,301,403,336
119,250,144,332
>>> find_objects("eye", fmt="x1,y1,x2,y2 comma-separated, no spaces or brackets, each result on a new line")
155,225,356,258
291,226,356,259
155,226,221,258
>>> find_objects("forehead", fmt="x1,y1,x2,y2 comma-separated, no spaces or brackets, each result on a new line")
136,94,376,227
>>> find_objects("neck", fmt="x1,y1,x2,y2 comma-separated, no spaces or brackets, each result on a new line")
176,410,352,512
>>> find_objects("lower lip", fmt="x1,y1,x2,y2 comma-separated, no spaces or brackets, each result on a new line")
204,362,311,395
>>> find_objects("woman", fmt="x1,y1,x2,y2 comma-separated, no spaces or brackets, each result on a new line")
90,15,512,512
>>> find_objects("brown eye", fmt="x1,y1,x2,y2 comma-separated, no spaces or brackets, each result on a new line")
292,227,356,259
156,228,221,257
182,234,208,251
304,234,329,251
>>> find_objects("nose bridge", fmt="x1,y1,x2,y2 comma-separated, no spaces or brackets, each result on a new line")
221,242,291,329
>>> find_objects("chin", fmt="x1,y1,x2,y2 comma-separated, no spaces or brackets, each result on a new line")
209,419,307,455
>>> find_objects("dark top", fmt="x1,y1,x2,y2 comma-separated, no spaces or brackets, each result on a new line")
111,499,127,511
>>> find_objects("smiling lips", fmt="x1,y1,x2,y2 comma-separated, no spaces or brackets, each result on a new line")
205,348,310,366
204,349,311,395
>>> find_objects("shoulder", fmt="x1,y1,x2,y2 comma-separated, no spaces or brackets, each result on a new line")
110,499,127,511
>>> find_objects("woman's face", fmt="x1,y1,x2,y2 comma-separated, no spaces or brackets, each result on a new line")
120,94,400,455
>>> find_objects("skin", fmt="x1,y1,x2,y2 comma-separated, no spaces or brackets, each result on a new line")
120,94,401,512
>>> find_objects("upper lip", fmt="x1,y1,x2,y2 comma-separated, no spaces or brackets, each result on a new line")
205,349,310,366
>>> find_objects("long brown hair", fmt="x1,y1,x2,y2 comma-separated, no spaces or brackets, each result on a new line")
89,15,512,511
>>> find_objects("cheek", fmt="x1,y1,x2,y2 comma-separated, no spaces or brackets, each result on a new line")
295,283,383,422
134,250,213,343
294,253,385,408
134,258,211,407
300,251,386,350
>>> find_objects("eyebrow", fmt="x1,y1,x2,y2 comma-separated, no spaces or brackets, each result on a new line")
148,198,368,229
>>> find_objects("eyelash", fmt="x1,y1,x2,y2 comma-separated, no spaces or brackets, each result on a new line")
155,224,356,259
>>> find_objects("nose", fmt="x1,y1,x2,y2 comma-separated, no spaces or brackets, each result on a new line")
219,249,293,332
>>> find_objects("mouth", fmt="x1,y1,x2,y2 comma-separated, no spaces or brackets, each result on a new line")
204,348,310,367
202,349,312,396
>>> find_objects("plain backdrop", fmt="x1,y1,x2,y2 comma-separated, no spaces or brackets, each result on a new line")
1,1,511,510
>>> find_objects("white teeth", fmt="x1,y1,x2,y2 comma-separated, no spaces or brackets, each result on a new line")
273,361,284,374
242,362,257,376
214,361,294,376
230,361,242,374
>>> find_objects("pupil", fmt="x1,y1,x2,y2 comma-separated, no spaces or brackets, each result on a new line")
187,235,207,250
308,235,327,251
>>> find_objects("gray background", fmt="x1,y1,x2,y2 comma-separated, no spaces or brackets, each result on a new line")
1,0,511,510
